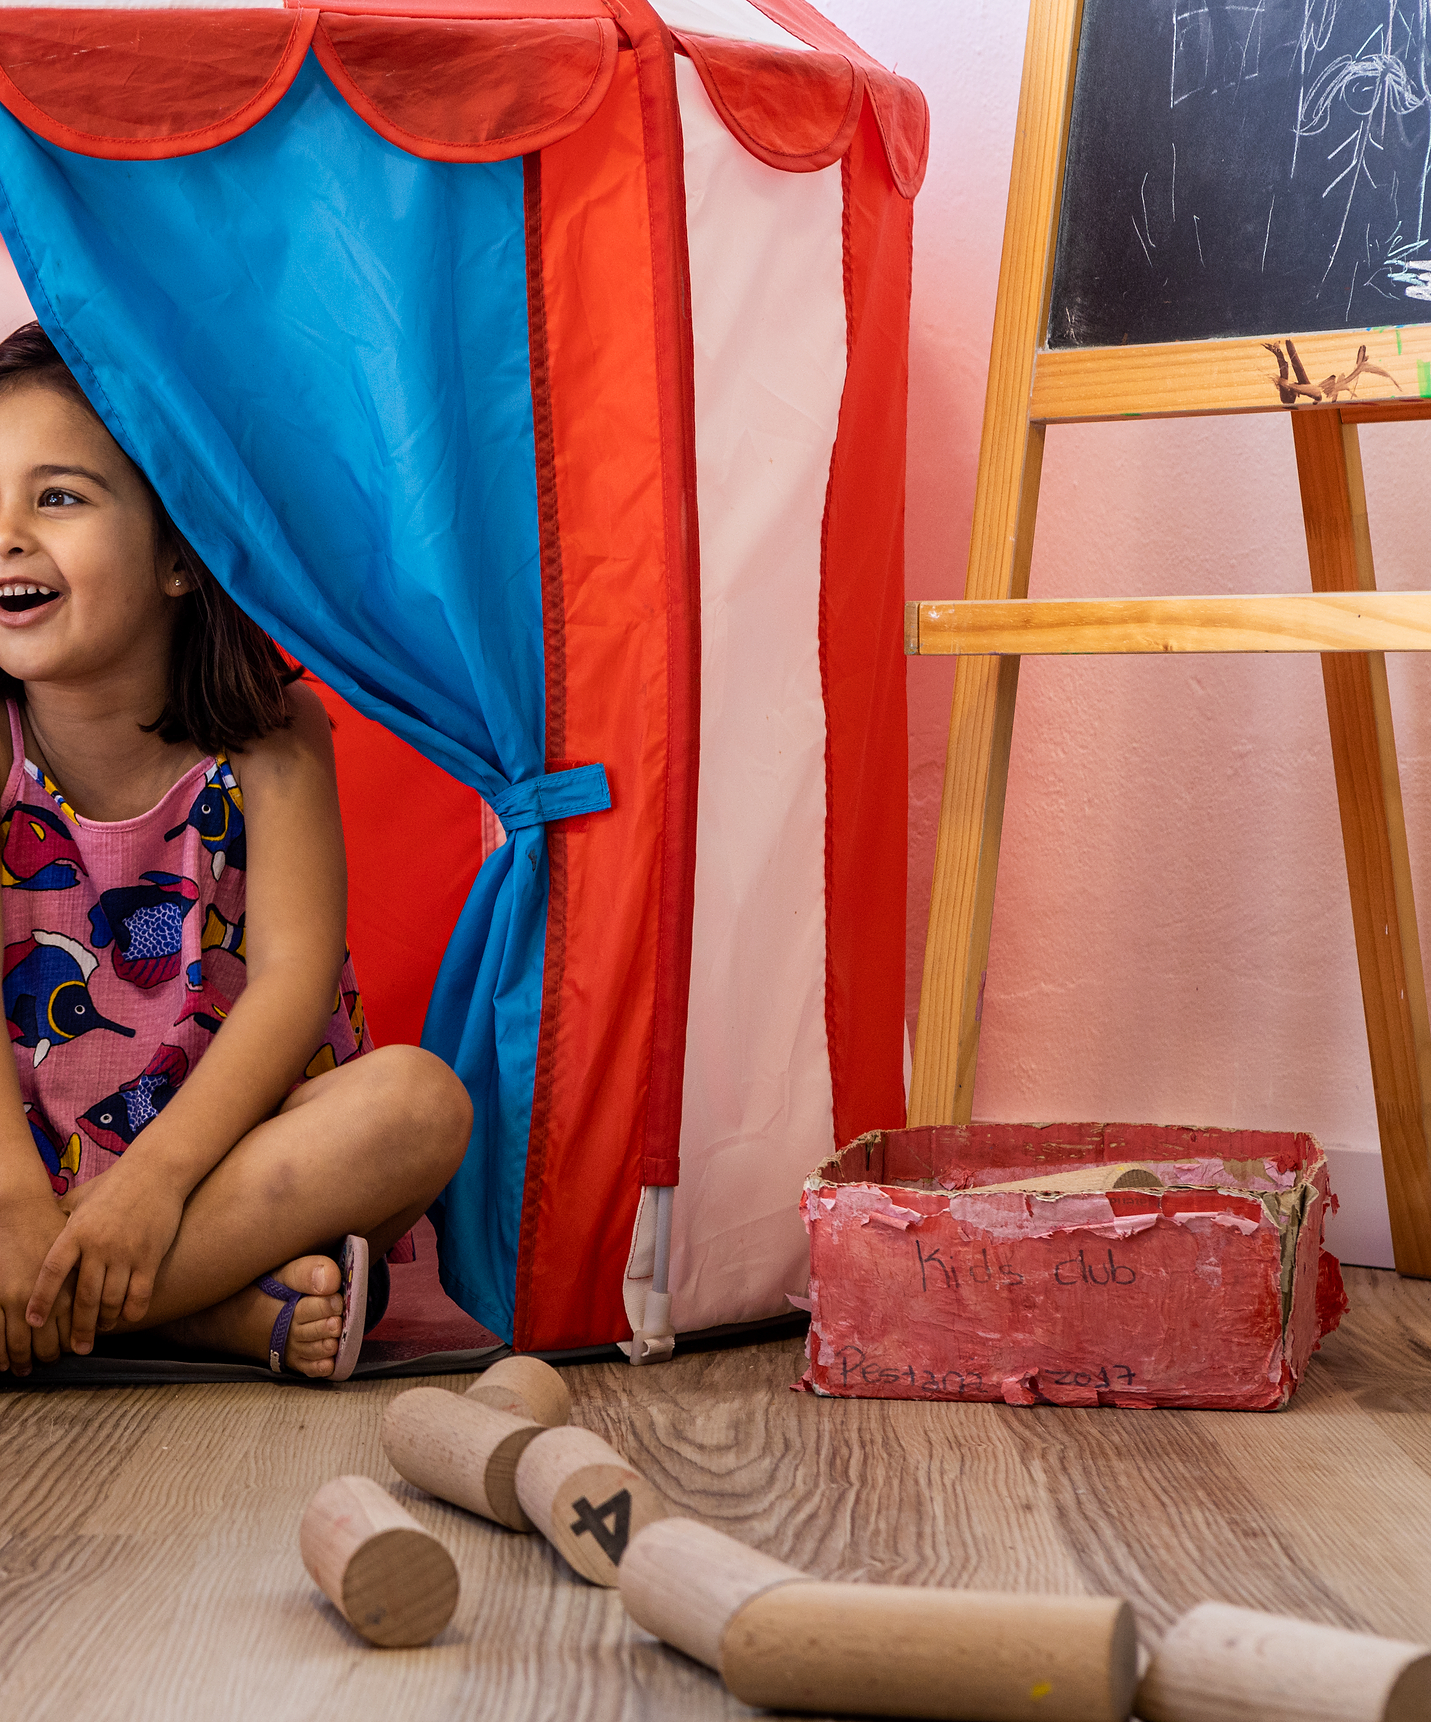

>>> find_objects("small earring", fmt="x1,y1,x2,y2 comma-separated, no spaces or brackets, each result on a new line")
172,576,184,590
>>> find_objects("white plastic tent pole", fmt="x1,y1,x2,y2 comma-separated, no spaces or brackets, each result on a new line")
653,1183,673,1295
630,1185,676,1365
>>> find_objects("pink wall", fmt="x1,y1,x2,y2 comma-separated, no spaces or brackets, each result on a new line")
822,0,1430,1261
0,11,1414,1259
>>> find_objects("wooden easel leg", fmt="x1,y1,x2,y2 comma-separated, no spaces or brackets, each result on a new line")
1292,410,1431,1277
909,430,1045,1126
907,0,1082,1126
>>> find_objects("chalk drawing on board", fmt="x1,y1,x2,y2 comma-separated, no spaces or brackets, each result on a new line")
1264,334,1403,401
1050,1,1431,347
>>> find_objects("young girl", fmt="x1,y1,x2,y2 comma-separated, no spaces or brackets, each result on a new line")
0,324,472,1380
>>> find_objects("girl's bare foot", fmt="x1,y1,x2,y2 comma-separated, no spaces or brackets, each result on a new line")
160,1256,346,1377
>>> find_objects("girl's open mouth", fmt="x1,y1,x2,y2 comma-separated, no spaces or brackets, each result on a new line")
0,583,59,614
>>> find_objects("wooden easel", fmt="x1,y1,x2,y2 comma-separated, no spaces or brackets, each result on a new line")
907,0,1431,1276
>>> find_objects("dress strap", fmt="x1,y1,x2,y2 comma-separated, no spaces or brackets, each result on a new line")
5,698,22,768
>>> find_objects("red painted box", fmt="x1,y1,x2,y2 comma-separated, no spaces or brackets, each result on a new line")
800,1123,1347,1411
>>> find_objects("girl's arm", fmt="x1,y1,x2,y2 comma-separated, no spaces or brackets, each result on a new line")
25,684,349,1353
0,1036,72,1373
0,716,75,1373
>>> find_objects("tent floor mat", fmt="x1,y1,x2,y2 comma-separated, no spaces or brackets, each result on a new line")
0,1212,809,1389
0,1314,810,1390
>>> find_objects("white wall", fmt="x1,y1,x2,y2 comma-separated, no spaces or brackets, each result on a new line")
820,0,1431,1266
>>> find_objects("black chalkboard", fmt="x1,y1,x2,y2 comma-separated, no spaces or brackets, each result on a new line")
1048,1,1431,348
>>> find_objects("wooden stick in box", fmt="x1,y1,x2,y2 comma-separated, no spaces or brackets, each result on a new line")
299,1474,459,1648
381,1387,543,1532
620,1518,1137,1722
514,1425,672,1586
1136,1602,1431,1722
465,1355,571,1427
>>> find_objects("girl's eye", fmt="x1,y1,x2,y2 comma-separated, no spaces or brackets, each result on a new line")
38,489,80,508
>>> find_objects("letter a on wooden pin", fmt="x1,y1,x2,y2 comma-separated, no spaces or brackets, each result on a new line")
382,1387,543,1533
299,1474,459,1648
464,1355,571,1427
514,1426,672,1587
1137,1602,1431,1722
621,1518,1138,1722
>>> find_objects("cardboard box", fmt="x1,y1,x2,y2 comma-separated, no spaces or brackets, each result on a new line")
800,1123,1347,1410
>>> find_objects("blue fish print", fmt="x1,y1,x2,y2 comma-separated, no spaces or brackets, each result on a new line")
89,871,199,990
166,758,245,880
27,1102,79,1193
0,799,87,891
77,1043,189,1156
4,930,134,1066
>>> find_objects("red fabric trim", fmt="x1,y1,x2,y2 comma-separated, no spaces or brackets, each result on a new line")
314,14,617,162
514,52,672,1350
676,31,860,174
0,9,317,161
603,0,699,1193
739,0,929,197
513,152,569,1349
820,100,908,1148
300,0,607,15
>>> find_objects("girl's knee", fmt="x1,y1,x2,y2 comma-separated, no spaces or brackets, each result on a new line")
364,1045,471,1164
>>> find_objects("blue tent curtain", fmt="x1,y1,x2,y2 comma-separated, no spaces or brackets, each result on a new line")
0,55,602,1339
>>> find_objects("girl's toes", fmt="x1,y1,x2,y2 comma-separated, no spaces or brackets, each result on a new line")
295,1294,341,1330
290,1322,340,1356
307,1259,341,1297
287,1334,339,1376
287,1322,340,1367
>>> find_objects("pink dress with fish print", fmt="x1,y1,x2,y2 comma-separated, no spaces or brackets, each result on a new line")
1,699,373,1195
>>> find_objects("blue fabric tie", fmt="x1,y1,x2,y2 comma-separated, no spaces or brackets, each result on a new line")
490,764,610,832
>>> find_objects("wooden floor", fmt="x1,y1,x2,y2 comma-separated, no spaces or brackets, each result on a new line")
3,1265,1430,1721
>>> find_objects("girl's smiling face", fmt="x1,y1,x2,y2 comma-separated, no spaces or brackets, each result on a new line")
0,379,184,691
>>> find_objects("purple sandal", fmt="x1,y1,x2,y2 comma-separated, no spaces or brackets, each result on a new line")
259,1234,369,1382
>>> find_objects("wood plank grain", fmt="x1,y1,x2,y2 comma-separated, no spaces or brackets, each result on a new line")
907,0,1081,1129
2,1270,1430,1721
1031,327,1431,422
1292,412,1431,1278
910,592,1431,656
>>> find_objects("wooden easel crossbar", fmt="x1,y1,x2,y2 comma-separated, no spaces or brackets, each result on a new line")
908,0,1431,1276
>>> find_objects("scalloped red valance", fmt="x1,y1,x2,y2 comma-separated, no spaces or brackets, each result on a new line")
0,9,318,159
314,13,617,162
677,33,860,175
0,4,927,195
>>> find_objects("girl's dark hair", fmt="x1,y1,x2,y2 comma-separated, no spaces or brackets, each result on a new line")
0,322,298,754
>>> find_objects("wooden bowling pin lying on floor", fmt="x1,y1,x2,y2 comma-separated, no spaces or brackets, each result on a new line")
382,1388,543,1532
514,1425,672,1586
299,1474,459,1648
619,1518,1137,1722
1136,1602,1431,1722
465,1355,571,1428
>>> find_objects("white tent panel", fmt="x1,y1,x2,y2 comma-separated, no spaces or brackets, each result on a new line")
665,54,844,1333
651,0,809,50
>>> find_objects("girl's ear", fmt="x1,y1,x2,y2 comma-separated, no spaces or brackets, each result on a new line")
164,561,189,599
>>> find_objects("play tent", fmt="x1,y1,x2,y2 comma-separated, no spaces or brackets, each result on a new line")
0,0,922,1352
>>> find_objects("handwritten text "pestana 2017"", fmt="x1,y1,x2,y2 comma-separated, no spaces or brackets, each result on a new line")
913,1240,1137,1291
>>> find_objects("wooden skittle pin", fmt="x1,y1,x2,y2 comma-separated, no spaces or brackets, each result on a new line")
464,1355,571,1428
514,1425,672,1586
382,1387,543,1533
299,1474,459,1648
620,1517,1138,1722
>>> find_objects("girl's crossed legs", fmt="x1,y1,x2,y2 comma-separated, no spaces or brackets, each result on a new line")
63,1045,472,1376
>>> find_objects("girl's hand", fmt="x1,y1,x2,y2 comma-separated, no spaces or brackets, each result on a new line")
27,1158,185,1354
2,1192,70,1374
